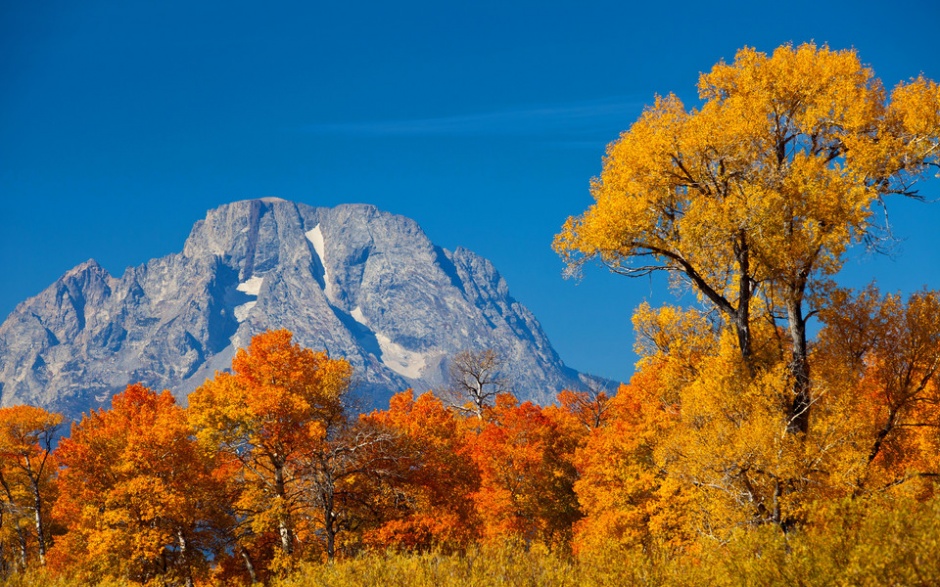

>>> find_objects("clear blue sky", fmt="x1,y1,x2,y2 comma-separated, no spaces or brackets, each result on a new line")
2,0,939,385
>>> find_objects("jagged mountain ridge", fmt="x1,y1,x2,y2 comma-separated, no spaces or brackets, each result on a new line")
0,198,596,418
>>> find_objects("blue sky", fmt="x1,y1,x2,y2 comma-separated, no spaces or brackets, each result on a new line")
2,0,939,385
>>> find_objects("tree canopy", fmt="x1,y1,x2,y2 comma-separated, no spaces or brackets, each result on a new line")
555,43,940,433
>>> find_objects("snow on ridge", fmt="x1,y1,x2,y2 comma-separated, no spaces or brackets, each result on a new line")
350,306,367,325
305,224,335,301
375,333,427,379
237,276,264,296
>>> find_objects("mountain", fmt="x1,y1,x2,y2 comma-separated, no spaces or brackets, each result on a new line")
0,198,600,419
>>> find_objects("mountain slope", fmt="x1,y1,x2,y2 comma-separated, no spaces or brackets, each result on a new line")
0,198,598,418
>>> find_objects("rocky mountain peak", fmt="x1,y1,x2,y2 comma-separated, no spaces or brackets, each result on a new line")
0,199,598,418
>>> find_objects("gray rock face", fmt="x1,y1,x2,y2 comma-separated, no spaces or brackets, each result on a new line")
0,198,595,418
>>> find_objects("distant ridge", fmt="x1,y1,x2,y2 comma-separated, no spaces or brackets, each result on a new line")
0,199,601,418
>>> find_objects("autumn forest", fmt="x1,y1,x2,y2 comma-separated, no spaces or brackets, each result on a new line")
2,44,940,586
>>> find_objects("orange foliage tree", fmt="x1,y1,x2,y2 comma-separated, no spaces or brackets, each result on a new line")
50,384,224,587
468,394,581,545
361,390,481,551
293,410,403,561
188,329,352,572
568,282,940,552
570,380,681,553
813,286,940,496
0,405,61,571
555,386,613,432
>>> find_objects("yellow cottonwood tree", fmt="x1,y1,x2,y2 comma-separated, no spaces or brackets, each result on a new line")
555,43,940,434
573,304,802,549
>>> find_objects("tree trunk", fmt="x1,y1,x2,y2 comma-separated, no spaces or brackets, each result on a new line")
273,464,294,555
240,548,258,585
324,493,337,560
30,480,46,565
786,297,811,434
733,232,753,365
177,529,194,587
326,522,336,561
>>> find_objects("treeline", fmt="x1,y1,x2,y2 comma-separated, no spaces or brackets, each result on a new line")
2,307,940,586
1,329,586,585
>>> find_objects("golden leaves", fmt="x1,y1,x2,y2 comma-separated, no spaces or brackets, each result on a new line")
556,42,938,319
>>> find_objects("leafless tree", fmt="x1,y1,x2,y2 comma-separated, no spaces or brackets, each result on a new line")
445,349,509,419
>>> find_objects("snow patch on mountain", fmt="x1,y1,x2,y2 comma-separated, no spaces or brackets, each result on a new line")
237,276,264,296
305,224,335,302
375,333,427,379
350,306,367,325
234,276,263,322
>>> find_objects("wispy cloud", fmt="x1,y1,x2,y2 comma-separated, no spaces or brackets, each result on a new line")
301,98,644,138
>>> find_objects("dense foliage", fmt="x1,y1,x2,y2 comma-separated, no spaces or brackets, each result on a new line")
1,44,938,585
